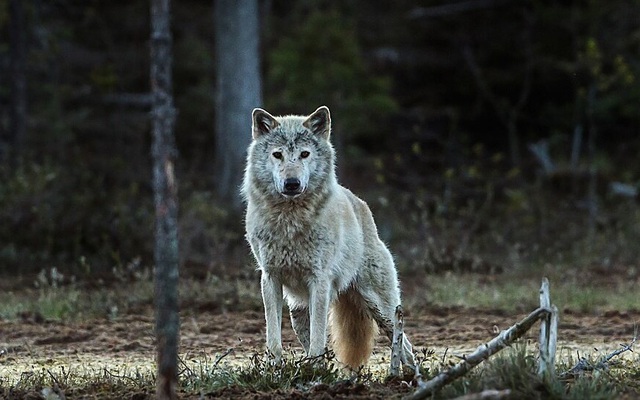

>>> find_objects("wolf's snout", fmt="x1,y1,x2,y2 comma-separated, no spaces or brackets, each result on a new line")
283,178,302,196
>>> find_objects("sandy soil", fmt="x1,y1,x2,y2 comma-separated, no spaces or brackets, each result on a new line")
1,306,638,398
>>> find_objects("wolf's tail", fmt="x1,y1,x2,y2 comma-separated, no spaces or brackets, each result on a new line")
330,291,378,369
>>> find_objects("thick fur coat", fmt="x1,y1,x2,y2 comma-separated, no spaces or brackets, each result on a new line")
242,106,415,368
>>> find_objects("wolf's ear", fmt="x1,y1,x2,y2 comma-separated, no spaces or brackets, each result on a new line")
252,108,279,139
303,106,331,140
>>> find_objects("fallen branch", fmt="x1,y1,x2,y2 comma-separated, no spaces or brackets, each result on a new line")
389,305,405,377
560,334,637,378
537,277,558,377
405,306,550,400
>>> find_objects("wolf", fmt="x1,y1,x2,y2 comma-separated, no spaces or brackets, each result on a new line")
241,106,415,369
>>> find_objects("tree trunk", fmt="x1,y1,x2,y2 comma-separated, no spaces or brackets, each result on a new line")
150,0,179,399
8,0,27,164
214,0,262,209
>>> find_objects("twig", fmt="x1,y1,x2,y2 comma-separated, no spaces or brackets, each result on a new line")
45,368,64,389
295,349,333,364
560,335,637,378
178,347,234,378
389,305,404,377
548,305,558,370
405,307,550,400
103,367,142,387
213,347,235,369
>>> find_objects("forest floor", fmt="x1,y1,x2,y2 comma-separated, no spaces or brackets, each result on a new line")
1,291,638,399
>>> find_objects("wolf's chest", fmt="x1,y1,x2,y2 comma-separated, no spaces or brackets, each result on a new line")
251,222,327,279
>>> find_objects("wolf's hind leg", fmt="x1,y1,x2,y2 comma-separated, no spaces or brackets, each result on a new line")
366,298,417,369
290,307,310,352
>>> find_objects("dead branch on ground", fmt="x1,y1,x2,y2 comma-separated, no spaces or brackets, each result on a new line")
405,306,551,400
389,305,405,377
537,277,558,377
560,334,637,379
406,278,558,400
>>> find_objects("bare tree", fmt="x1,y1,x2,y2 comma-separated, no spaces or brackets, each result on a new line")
460,10,534,168
150,0,179,398
214,0,262,209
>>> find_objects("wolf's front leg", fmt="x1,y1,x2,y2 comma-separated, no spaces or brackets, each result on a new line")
308,279,331,358
261,272,283,362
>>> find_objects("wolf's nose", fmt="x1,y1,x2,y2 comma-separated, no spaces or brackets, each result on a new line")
284,178,301,192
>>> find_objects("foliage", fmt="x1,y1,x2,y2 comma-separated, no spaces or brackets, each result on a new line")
266,8,397,146
0,1,639,277
179,189,247,271
0,163,153,272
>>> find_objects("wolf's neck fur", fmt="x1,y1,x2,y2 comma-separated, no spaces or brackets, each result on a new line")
249,172,337,227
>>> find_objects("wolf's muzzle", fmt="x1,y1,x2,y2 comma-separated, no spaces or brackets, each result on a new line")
282,178,303,196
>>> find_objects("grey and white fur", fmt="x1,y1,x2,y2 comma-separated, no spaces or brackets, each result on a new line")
242,106,415,369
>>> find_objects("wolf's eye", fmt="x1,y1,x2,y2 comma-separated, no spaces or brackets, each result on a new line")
272,151,283,159
300,151,310,159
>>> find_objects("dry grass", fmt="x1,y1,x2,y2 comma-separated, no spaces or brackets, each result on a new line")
3,344,638,399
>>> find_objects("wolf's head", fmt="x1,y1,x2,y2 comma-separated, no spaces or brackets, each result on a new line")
244,106,336,202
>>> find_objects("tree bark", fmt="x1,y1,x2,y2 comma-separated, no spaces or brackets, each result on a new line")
214,0,262,209
150,0,179,399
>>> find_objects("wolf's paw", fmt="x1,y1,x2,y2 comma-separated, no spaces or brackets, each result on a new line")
265,346,283,366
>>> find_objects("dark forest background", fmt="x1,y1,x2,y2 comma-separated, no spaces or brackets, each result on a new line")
1,0,639,280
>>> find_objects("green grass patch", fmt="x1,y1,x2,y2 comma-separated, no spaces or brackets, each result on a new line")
1,268,636,322
0,270,263,321
410,272,639,313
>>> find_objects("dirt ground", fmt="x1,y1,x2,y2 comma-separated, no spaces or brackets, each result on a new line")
1,305,638,398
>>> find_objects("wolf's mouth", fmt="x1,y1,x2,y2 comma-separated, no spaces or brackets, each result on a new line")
282,189,304,197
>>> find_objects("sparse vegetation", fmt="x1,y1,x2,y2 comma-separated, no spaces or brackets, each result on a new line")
406,272,640,313
0,264,637,323
1,269,638,398
0,267,263,321
3,344,638,399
